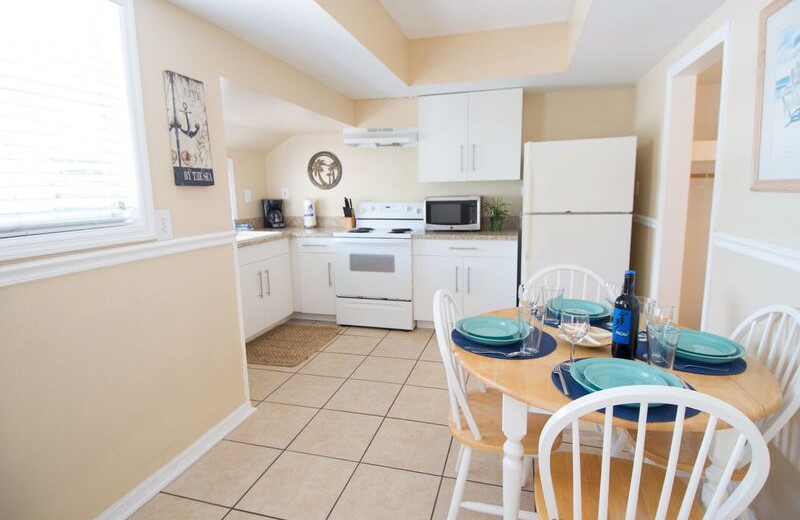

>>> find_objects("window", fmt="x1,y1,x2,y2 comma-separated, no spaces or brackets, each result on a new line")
0,0,154,261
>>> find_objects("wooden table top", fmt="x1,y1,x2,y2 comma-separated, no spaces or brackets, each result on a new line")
454,308,783,432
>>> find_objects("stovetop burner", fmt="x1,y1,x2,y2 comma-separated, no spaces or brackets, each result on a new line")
347,227,374,233
389,228,412,234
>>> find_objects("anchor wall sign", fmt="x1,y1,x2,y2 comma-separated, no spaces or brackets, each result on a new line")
164,70,214,186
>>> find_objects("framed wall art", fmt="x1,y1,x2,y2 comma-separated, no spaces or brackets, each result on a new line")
753,0,800,191
164,70,214,186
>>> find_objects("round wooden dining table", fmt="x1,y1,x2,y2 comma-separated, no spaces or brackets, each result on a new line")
452,308,782,520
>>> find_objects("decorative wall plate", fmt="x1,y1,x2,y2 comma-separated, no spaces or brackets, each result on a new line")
307,151,342,189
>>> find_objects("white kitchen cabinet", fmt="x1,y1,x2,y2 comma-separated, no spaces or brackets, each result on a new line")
467,89,523,181
412,255,460,321
292,237,336,316
412,239,518,321
238,238,293,339
418,93,469,182
418,88,522,182
461,255,517,317
298,253,336,314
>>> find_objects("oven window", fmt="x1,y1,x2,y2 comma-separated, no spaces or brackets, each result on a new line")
427,202,464,225
350,254,395,273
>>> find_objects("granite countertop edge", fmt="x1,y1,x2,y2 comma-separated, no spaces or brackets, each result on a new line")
237,227,519,247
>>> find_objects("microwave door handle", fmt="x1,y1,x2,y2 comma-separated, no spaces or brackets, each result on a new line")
460,144,464,172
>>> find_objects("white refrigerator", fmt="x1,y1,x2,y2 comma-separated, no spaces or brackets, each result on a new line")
520,136,637,286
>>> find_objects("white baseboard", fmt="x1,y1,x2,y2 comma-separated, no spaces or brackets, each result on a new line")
94,402,255,520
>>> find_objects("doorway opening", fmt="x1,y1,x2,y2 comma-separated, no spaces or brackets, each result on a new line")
650,25,729,330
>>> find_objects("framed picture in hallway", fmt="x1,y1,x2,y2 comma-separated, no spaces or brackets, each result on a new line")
164,70,215,186
753,0,800,191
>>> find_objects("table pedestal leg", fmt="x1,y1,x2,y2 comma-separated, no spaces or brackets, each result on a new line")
502,395,528,520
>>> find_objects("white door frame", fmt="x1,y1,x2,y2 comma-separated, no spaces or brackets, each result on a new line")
649,23,731,330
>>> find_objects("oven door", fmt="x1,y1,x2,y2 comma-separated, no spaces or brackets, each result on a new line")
333,238,412,300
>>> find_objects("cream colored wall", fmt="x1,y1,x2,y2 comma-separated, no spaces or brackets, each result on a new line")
0,247,243,520
229,148,269,220
522,87,635,142
409,23,569,86
314,0,409,83
0,0,363,517
266,87,635,220
631,0,800,514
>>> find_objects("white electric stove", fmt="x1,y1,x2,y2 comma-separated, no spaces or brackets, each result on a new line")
333,202,423,330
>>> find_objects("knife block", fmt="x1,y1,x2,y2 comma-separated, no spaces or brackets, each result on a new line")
343,216,356,229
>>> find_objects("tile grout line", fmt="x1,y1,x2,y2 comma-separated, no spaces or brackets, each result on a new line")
230,340,378,517
162,327,439,519
322,329,432,520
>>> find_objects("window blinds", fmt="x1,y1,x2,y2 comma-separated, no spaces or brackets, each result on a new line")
0,0,141,239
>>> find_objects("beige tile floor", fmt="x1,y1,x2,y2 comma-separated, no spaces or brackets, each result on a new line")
130,321,535,520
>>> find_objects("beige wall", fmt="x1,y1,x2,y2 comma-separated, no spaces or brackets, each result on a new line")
265,88,635,220
0,0,362,517
410,23,569,86
229,148,269,221
631,0,800,514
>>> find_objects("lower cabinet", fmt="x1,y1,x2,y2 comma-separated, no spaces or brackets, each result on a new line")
239,239,294,339
413,239,518,321
298,252,336,315
292,237,336,316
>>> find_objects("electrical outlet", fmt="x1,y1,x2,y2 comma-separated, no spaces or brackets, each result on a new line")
281,187,289,198
244,189,252,203
155,210,173,240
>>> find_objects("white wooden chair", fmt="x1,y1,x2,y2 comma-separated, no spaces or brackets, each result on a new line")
433,289,558,520
523,263,610,302
536,386,770,520
637,305,800,474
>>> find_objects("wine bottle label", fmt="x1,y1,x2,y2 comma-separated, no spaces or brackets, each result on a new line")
612,308,632,345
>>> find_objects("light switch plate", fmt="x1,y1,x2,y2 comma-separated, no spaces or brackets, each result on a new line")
244,189,252,203
281,187,289,198
155,210,173,240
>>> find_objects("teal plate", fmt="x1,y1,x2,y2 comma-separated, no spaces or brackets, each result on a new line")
570,358,683,407
584,363,669,389
457,316,521,340
548,298,611,318
677,330,744,359
455,320,532,346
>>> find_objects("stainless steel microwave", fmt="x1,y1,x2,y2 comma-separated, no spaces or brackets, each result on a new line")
424,196,481,231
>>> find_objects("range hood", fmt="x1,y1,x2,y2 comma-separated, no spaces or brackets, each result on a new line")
343,126,417,148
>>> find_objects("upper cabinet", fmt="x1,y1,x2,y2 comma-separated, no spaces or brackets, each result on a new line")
418,88,522,182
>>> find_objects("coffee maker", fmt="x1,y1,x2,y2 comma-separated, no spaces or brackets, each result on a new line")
263,199,286,228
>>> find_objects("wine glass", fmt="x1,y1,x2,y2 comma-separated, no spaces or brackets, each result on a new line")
560,308,590,370
603,282,619,329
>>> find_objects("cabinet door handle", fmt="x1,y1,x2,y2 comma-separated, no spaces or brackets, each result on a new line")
448,246,478,250
460,144,465,172
472,143,476,171
258,271,264,298
302,244,326,247
455,265,459,293
467,266,471,294
265,269,271,296
327,262,333,286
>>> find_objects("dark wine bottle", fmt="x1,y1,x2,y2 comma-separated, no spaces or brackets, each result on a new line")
611,270,640,359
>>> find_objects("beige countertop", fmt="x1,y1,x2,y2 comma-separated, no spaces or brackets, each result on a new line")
236,227,518,248
413,229,518,240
